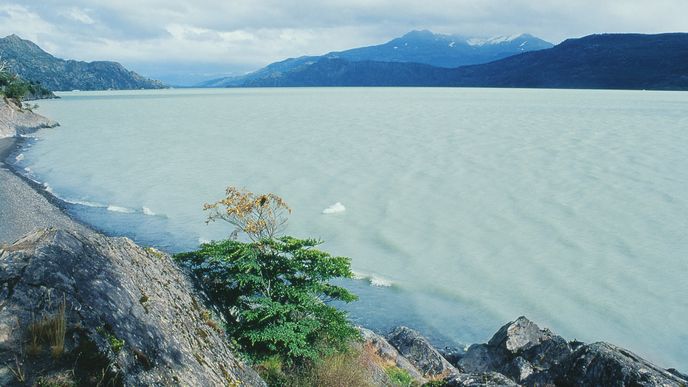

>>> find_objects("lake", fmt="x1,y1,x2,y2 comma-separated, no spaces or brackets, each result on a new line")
15,87,688,368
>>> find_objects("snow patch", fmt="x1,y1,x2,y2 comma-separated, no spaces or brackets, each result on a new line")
467,34,524,46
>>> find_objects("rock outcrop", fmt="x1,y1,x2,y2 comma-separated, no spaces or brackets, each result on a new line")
387,326,459,378
358,327,427,385
552,342,688,387
456,316,688,386
0,98,58,138
0,228,265,386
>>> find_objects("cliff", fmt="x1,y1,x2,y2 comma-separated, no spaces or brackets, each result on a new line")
0,98,58,138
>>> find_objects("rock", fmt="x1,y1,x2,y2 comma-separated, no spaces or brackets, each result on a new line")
444,371,519,386
439,346,465,366
0,97,59,138
358,327,427,384
552,342,687,386
501,356,534,382
0,229,265,386
387,326,459,378
667,368,688,381
488,316,572,368
458,344,508,374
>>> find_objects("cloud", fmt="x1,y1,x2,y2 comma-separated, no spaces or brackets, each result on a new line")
60,7,95,25
1,0,686,79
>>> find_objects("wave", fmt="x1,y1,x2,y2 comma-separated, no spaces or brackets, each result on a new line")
64,199,107,208
107,205,136,214
322,202,346,214
352,271,394,287
142,207,156,216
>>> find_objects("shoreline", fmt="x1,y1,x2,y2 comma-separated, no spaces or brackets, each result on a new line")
0,136,93,244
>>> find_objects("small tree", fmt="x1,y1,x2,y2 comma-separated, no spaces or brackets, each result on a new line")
203,186,291,242
176,187,359,364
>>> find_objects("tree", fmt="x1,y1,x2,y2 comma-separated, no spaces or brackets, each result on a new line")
203,186,291,242
176,187,359,364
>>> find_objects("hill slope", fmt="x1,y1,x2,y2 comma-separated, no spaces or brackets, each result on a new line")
241,33,688,90
0,34,164,91
201,30,553,87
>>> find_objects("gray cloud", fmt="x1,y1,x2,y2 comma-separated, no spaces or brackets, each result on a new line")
1,0,687,80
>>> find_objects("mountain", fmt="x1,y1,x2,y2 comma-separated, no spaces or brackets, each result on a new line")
0,34,164,91
200,30,553,87
236,33,688,91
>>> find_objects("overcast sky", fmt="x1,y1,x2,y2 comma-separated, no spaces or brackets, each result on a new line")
1,1,687,81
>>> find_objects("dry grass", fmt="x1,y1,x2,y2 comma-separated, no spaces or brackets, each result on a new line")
28,294,68,358
289,346,377,387
9,355,26,383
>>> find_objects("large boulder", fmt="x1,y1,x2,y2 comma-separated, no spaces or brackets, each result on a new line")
387,326,460,378
459,316,571,383
487,316,572,369
0,229,265,386
552,342,688,387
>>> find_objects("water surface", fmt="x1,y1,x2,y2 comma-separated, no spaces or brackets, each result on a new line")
18,88,688,368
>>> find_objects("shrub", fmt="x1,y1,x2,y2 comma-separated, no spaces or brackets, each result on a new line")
386,366,415,387
176,236,358,364
176,187,359,364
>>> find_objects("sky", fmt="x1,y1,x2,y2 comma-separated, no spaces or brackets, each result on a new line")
1,1,687,84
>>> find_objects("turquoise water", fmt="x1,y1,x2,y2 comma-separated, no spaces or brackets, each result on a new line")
16,88,688,368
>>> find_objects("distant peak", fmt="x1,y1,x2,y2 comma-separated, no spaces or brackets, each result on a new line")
402,30,436,39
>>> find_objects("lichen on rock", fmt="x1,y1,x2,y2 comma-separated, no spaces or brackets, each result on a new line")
0,228,265,386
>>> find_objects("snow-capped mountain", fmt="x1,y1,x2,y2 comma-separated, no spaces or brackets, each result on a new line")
199,30,553,87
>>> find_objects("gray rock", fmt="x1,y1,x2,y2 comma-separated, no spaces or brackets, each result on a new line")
439,346,465,366
501,356,534,382
667,368,688,381
444,370,520,386
458,344,508,374
0,228,265,386
0,98,58,139
552,342,687,387
387,326,459,378
358,327,427,384
486,316,572,370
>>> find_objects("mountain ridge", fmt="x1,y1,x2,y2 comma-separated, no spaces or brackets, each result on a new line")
0,34,165,91
200,30,553,87
234,33,688,91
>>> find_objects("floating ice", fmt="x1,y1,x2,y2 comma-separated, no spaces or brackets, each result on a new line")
322,202,346,214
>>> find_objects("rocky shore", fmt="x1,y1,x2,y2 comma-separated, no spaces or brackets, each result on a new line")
0,98,58,139
1,227,685,387
1,102,686,386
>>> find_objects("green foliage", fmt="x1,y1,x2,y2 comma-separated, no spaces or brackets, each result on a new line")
97,327,125,353
0,69,52,102
386,366,415,387
175,236,359,364
255,356,289,386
